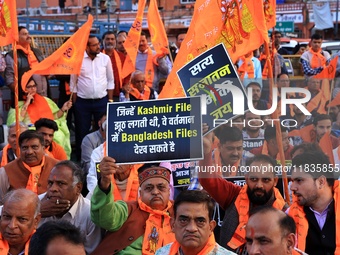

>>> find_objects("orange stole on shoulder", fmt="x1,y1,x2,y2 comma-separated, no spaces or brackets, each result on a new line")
129,86,151,100
289,180,340,253
145,48,155,88
139,199,175,255
103,142,140,202
112,164,141,202
26,94,54,124
169,234,216,255
0,232,31,255
227,184,286,249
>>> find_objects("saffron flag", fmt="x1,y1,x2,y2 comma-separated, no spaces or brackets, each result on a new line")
319,132,335,165
288,125,314,143
147,0,168,55
309,56,339,114
329,91,340,107
159,0,269,99
0,0,18,46
21,15,93,90
264,0,276,29
121,0,147,78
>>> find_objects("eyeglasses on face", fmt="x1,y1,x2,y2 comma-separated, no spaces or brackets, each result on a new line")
26,84,37,89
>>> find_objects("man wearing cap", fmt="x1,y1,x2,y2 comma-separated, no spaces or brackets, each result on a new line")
90,158,175,254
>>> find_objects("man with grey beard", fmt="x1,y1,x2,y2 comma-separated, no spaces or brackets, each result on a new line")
102,31,129,102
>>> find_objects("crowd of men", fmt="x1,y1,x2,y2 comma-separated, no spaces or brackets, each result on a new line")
0,25,339,254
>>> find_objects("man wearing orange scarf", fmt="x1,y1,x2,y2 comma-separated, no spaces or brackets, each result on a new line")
237,51,262,87
300,34,330,77
208,126,244,177
0,130,58,204
0,122,28,167
0,189,41,255
155,190,236,255
102,31,129,102
246,207,304,255
4,26,49,107
91,163,175,255
289,151,339,255
199,131,287,255
135,32,169,92
120,70,158,102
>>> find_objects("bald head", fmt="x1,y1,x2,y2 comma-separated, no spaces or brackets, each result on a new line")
3,189,41,217
246,207,296,255
1,189,41,247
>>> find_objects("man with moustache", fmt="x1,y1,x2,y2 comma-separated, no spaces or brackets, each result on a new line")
70,35,114,160
35,118,68,160
102,31,129,102
242,112,264,139
300,34,330,77
90,163,175,254
155,190,235,255
205,126,244,177
250,126,293,160
246,207,303,255
136,31,169,92
5,26,50,107
0,130,58,203
38,160,101,254
116,32,127,55
199,150,287,254
1,189,41,255
0,122,28,167
246,82,268,111
289,151,337,255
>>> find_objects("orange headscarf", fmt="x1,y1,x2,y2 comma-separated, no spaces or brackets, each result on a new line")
138,198,175,255
25,94,54,124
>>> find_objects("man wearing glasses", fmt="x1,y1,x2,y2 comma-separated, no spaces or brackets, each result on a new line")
70,35,114,161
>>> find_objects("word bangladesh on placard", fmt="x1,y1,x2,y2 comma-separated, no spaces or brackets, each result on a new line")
107,97,203,164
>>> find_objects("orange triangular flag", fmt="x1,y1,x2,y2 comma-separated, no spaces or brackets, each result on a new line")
0,0,19,46
159,0,269,99
319,132,335,165
315,56,338,79
121,0,147,78
288,125,314,143
20,15,94,90
147,0,168,55
329,92,340,107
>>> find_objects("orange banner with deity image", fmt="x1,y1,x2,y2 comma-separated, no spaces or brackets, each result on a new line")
264,0,276,29
159,0,269,99
0,0,18,46
147,0,169,55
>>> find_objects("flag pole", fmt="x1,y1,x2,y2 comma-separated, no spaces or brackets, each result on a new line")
264,40,290,205
13,41,20,157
